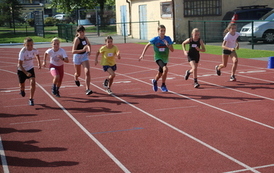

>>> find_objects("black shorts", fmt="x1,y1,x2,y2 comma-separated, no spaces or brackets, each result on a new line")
223,49,232,55
156,60,167,73
17,68,35,83
187,55,200,63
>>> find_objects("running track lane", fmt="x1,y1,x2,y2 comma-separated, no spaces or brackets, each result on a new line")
1,43,274,172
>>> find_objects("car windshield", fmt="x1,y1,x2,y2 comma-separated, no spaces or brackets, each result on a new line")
260,11,274,20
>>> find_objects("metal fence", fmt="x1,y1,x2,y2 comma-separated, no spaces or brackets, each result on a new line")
57,21,160,43
57,24,77,42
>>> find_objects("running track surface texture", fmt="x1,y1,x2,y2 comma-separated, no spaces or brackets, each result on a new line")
0,43,274,173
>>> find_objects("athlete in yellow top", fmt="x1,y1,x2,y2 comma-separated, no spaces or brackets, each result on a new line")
95,36,121,94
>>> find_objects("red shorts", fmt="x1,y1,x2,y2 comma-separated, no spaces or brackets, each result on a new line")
49,64,64,81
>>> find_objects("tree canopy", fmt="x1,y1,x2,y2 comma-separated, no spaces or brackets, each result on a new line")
51,0,115,13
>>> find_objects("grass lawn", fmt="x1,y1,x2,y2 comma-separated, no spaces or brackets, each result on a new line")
139,43,274,59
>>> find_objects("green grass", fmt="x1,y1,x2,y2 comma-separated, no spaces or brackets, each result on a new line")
139,43,274,59
0,25,64,43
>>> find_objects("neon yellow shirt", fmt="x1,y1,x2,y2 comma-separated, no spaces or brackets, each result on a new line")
99,45,119,66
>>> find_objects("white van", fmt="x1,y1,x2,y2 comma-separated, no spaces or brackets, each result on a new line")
240,9,274,43
53,14,68,20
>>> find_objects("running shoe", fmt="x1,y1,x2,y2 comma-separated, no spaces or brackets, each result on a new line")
230,75,237,81
160,84,168,92
29,99,34,106
20,90,25,97
151,79,158,92
194,82,200,88
86,89,93,95
184,70,190,80
55,91,60,97
215,65,221,76
52,88,56,95
106,88,113,95
103,79,109,88
75,80,80,87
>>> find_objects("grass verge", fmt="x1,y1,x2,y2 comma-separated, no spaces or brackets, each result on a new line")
139,43,274,59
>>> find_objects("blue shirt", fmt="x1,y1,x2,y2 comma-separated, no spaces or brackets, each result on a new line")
149,36,173,63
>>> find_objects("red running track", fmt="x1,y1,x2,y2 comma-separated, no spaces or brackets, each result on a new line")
0,43,274,173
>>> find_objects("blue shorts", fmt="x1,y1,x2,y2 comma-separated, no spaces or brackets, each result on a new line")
73,52,89,65
103,64,117,72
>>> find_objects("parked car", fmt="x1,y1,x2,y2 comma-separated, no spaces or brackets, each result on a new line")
53,14,68,20
240,9,274,43
222,5,273,32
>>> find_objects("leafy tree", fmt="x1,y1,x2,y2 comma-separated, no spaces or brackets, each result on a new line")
50,0,115,25
0,0,22,27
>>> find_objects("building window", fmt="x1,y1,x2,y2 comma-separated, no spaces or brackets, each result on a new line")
161,2,172,18
184,0,221,17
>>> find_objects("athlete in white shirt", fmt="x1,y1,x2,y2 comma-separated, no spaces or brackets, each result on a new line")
43,38,69,97
215,23,240,81
17,37,41,106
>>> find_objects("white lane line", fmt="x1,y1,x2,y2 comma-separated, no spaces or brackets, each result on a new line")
86,112,132,118
224,163,274,173
220,100,262,105
0,136,9,173
36,83,131,173
72,73,260,172
107,90,259,173
0,68,130,173
10,119,60,125
117,72,274,130
155,106,197,111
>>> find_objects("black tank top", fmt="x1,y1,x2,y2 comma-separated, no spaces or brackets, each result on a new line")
76,37,87,54
188,38,200,57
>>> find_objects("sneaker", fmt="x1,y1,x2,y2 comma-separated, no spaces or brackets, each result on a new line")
160,84,168,92
55,91,60,97
151,79,158,92
106,88,113,94
20,90,25,97
184,70,190,80
230,75,237,81
194,82,200,88
29,99,34,106
86,89,93,95
103,79,109,88
75,80,80,87
215,65,221,76
52,88,56,95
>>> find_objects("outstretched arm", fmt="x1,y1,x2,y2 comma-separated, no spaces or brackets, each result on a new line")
139,43,151,61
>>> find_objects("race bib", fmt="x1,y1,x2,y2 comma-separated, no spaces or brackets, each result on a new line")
191,44,197,48
159,48,165,52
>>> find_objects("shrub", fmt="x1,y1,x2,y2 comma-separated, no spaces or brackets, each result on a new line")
27,18,34,27
44,17,59,26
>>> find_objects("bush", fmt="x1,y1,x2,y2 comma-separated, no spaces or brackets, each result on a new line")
27,18,34,27
44,17,59,26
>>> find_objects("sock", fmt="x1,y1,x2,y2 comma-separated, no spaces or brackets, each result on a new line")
194,78,198,83
56,87,60,91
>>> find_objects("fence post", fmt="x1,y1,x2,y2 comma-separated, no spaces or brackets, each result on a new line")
188,20,191,38
203,21,206,44
251,21,254,49
123,22,126,43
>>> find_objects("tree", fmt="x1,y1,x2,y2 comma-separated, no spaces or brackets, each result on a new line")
0,0,22,27
50,0,115,25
